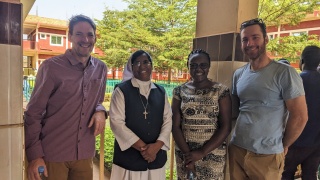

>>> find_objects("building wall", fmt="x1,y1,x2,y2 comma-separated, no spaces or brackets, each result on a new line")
266,14,320,63
310,29,320,35
38,27,65,34
37,28,68,52
281,19,320,31
267,18,320,37
39,54,54,59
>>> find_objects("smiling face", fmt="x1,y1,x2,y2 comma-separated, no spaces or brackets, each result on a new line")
69,21,96,61
132,53,153,81
240,24,268,61
188,53,210,83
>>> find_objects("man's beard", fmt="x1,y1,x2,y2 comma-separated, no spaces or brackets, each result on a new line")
245,43,266,61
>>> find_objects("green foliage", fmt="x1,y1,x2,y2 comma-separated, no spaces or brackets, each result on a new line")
258,0,320,61
96,0,320,68
166,167,177,179
95,0,197,80
267,34,320,61
259,0,320,26
95,9,134,68
103,93,112,102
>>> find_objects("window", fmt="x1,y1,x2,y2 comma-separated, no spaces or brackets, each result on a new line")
23,56,31,68
291,31,307,36
107,68,112,75
268,34,274,40
40,33,46,39
23,34,29,40
50,35,63,46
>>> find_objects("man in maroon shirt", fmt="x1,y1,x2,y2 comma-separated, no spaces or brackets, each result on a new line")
24,15,108,180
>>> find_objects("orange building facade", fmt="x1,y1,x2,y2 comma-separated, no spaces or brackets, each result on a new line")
23,11,320,79
23,15,190,81
266,10,320,68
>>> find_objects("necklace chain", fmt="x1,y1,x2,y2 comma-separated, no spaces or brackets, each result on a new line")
137,89,149,119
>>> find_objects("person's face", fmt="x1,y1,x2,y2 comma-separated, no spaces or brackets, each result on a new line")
132,54,152,81
188,54,210,83
68,21,96,59
240,24,268,61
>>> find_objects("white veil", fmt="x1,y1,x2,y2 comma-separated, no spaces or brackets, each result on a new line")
122,53,134,82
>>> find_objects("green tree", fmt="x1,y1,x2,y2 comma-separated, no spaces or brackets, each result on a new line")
95,0,197,81
267,34,320,61
258,0,320,61
94,10,135,78
96,0,320,77
259,0,319,26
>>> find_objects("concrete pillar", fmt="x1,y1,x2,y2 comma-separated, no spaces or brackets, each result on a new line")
0,1,24,179
194,0,258,88
194,1,258,179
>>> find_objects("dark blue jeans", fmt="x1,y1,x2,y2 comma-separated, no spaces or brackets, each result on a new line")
282,146,320,180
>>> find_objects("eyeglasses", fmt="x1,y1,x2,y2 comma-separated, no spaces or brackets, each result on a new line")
189,63,210,69
132,60,152,67
240,18,266,31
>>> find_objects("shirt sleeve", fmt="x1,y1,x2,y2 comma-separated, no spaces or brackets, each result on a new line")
24,62,55,161
280,66,305,100
232,70,239,96
109,87,140,151
157,93,173,151
172,86,181,100
219,84,230,100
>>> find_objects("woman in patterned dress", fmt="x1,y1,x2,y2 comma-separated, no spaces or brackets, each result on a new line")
172,49,232,180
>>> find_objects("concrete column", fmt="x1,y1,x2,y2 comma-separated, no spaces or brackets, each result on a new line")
194,1,258,179
194,0,258,88
0,1,24,179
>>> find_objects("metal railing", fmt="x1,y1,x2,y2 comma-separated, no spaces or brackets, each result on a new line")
23,78,180,102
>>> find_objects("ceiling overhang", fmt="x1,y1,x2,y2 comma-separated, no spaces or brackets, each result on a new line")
20,0,36,20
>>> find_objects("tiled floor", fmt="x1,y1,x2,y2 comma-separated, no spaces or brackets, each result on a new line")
93,157,110,180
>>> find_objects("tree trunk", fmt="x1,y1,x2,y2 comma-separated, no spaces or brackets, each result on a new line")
112,67,116,79
168,67,171,84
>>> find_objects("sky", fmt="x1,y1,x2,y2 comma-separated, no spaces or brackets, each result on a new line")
28,0,128,20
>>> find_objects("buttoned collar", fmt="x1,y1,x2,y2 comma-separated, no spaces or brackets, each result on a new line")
65,49,96,67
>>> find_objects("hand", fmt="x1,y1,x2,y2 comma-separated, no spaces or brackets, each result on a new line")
284,146,289,155
185,161,196,174
27,158,47,180
140,142,162,163
140,144,158,163
88,111,106,136
132,139,147,151
184,150,204,166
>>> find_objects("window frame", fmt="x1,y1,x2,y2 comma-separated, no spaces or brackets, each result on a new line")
39,33,46,39
50,35,63,46
291,31,308,37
